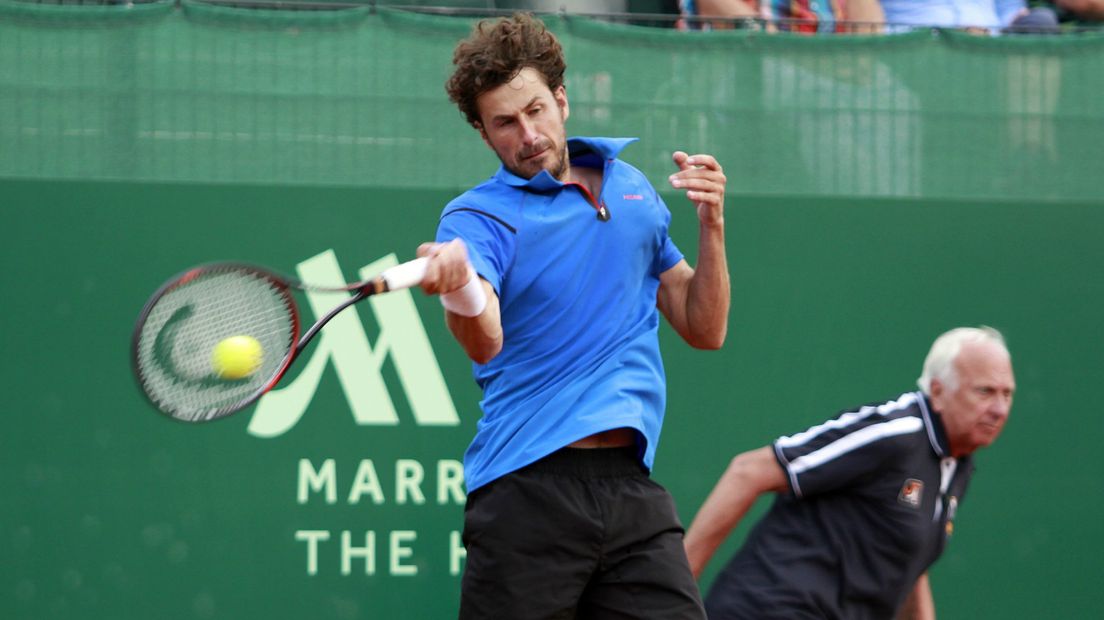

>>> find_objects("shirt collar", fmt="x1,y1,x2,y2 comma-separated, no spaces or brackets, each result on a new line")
493,136,639,192
916,391,951,458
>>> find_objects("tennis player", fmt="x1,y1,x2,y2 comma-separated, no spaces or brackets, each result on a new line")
684,326,1015,619
417,12,729,619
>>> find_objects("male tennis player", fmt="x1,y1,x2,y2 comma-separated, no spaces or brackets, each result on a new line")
416,12,729,619
684,326,1015,619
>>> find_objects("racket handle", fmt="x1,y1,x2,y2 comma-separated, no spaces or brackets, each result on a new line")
381,257,429,291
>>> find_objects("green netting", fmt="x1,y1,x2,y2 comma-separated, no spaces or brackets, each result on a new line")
2,1,1103,200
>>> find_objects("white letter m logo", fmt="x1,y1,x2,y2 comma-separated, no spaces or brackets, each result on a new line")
247,250,460,438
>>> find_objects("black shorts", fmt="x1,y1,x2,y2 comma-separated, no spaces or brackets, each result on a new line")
459,447,706,620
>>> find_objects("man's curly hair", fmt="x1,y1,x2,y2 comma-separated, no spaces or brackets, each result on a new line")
446,13,566,129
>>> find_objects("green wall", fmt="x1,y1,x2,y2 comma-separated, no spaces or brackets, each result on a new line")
2,179,1101,618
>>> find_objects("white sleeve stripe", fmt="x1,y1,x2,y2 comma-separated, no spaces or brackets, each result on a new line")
774,443,804,498
776,392,919,449
788,416,925,476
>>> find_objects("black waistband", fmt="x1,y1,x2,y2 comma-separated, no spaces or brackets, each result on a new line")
524,446,646,478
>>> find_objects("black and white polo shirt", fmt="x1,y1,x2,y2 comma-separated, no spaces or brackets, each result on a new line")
705,391,974,620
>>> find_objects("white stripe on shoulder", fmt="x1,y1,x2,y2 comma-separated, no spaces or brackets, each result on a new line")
776,392,919,449
788,416,924,476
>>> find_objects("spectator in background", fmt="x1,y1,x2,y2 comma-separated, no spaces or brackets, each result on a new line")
879,0,1003,32
682,0,1085,32
879,0,1061,33
678,0,758,30
998,0,1062,32
1049,0,1104,26
680,0,884,33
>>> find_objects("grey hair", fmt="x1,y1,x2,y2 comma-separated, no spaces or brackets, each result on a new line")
917,326,1008,395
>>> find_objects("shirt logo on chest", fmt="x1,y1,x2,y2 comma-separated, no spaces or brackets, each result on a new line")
898,478,925,509
622,194,644,201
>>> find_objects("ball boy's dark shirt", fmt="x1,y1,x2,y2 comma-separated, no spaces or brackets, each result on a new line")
705,391,974,620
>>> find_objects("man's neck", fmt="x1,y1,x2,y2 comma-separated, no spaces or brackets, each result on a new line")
567,163,603,199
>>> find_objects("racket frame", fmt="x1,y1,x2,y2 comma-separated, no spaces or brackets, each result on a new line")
131,259,425,423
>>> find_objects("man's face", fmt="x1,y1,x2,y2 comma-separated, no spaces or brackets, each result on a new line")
930,341,1016,457
475,67,569,181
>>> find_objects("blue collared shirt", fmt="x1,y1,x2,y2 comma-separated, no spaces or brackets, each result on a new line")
436,137,684,491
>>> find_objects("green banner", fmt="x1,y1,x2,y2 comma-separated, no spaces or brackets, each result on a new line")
3,178,1102,618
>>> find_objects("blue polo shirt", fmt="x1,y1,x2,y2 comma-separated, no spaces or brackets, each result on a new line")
436,136,684,492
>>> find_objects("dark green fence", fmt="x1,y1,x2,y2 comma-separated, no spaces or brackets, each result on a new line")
3,2,1104,200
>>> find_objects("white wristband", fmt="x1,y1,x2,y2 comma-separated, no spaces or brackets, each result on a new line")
440,269,487,317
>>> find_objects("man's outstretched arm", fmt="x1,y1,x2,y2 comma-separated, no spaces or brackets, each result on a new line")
683,446,788,578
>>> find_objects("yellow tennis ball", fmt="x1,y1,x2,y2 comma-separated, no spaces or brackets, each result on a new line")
211,335,264,380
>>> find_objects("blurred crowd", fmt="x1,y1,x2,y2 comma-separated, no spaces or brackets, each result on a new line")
678,0,1104,34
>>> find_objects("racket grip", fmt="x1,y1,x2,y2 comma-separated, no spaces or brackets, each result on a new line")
381,257,429,291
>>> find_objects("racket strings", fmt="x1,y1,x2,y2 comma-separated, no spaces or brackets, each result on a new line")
135,268,296,422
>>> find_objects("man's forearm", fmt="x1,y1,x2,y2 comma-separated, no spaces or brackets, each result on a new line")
684,446,783,578
683,462,756,577
685,220,730,349
896,573,936,620
445,279,503,364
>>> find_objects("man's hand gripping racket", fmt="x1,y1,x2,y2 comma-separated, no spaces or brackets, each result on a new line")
131,257,428,423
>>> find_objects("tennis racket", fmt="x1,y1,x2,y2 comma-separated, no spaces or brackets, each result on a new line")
131,257,428,423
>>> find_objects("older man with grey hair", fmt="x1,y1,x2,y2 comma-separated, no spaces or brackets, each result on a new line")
684,326,1015,620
